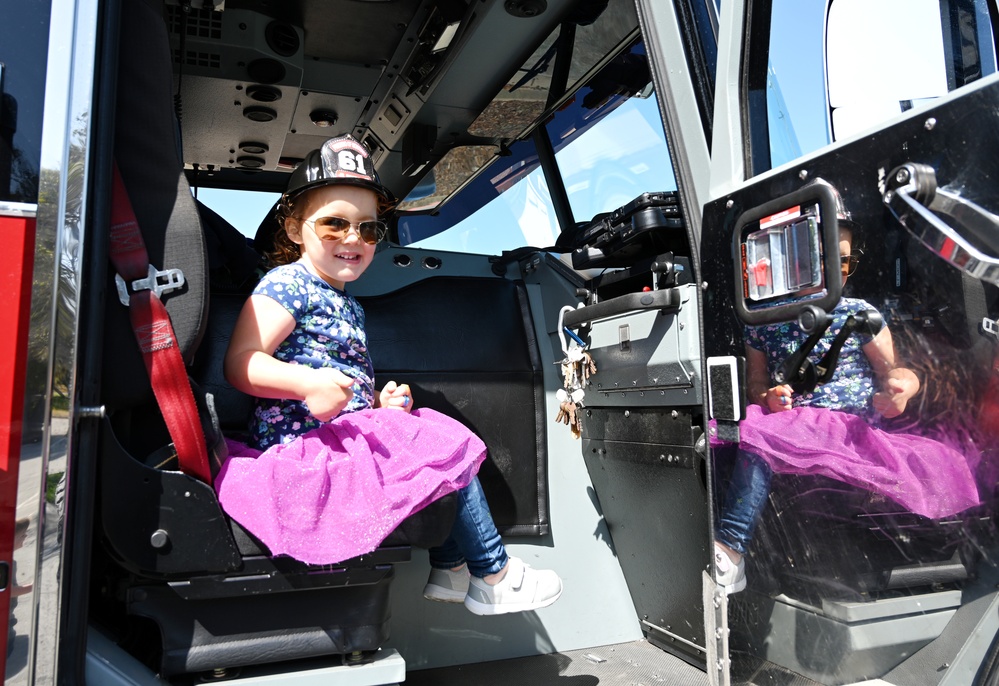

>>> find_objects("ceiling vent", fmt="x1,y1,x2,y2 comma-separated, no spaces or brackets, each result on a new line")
265,21,300,57
504,0,547,18
246,85,282,102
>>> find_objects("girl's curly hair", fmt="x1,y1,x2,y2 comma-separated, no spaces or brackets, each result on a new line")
265,188,395,267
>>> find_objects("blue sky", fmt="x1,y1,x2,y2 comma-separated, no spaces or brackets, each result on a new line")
769,0,829,157
197,187,278,238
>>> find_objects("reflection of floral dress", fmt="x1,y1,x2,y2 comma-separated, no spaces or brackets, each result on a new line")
215,262,486,564
745,298,881,418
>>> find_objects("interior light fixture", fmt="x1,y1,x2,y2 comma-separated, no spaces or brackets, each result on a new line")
310,109,339,127
432,20,461,53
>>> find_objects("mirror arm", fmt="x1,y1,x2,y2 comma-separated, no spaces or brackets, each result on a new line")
774,307,884,395
884,163,999,286
814,310,884,385
774,305,832,393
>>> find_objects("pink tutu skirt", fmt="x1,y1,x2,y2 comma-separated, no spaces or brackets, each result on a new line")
215,407,486,565
717,404,981,519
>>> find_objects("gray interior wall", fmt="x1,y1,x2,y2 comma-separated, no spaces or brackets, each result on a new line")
348,249,643,670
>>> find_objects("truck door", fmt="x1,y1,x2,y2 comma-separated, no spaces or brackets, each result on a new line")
0,1,51,681
695,1,999,683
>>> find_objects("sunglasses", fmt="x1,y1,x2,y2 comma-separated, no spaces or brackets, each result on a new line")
840,249,862,276
299,215,387,245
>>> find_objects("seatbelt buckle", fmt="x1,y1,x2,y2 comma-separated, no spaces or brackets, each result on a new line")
116,265,186,306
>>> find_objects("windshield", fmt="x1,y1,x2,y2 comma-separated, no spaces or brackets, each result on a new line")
399,39,677,257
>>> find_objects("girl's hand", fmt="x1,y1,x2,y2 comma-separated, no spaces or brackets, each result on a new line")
764,384,794,413
378,380,413,412
872,367,920,418
302,368,356,421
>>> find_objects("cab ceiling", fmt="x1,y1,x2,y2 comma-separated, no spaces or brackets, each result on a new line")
171,0,579,197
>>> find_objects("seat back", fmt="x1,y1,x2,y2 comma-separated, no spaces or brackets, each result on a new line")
94,0,420,675
105,0,208,411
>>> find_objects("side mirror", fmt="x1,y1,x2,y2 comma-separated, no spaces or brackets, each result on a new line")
825,0,951,141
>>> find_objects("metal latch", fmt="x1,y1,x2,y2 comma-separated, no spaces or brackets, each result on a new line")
984,318,999,342
115,265,186,306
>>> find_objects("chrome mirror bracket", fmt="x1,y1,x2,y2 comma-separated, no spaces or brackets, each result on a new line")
884,163,999,285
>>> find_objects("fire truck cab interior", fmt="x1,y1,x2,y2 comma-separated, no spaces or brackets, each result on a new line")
4,0,999,685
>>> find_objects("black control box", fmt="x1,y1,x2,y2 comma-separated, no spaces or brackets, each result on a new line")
571,191,685,270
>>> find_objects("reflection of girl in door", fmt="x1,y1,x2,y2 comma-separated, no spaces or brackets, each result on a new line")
713,205,978,596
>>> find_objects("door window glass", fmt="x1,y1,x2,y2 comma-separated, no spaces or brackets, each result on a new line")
762,0,999,173
0,1,51,204
766,0,828,168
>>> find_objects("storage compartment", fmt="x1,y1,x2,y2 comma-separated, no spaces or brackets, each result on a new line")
580,407,709,664
571,192,686,270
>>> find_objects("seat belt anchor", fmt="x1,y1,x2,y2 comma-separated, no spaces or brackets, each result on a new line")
116,265,186,306
983,317,999,342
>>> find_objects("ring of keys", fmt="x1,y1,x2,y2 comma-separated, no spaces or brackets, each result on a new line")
555,345,597,439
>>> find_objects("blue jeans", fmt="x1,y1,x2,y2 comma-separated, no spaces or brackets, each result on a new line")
716,449,773,556
429,476,509,578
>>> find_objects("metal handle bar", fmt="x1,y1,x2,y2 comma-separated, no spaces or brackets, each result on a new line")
562,288,682,328
883,163,999,285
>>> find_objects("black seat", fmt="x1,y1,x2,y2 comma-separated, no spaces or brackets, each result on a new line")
711,437,988,603
98,280,455,675
752,472,985,602
95,0,451,676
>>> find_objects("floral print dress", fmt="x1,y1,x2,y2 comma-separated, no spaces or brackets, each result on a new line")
216,260,487,564
248,262,376,449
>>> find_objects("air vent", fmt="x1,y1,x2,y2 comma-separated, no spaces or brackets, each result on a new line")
265,21,300,57
504,0,546,17
237,156,266,168
243,106,277,122
239,141,269,155
246,85,282,102
173,48,221,69
166,6,223,40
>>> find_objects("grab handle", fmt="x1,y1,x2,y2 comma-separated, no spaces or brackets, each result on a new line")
562,288,682,328
883,163,999,285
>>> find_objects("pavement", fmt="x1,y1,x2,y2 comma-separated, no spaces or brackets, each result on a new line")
6,416,69,684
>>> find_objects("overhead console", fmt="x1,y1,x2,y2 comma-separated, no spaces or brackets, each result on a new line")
167,0,581,197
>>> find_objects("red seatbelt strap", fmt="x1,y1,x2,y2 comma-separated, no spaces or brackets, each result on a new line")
109,164,212,483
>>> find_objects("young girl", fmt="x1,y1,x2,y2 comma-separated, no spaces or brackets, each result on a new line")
215,134,562,616
713,215,979,595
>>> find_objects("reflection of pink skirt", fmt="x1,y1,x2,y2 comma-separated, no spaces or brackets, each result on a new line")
718,405,980,519
215,408,486,565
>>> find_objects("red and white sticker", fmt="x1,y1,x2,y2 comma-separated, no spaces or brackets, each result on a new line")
759,205,801,229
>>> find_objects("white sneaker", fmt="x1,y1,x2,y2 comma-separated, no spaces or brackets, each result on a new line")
714,542,746,595
464,557,563,616
423,565,470,603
